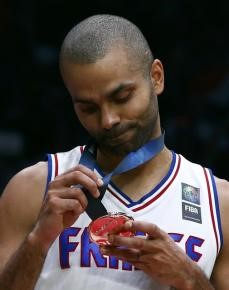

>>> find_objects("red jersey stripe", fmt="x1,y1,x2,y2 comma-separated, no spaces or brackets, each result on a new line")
132,155,181,212
54,153,59,177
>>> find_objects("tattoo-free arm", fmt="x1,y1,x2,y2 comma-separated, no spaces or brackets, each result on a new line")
0,162,47,290
0,161,102,290
0,233,48,290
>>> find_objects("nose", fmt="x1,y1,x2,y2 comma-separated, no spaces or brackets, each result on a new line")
100,105,120,130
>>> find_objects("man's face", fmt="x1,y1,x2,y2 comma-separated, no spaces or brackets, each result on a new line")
61,48,163,156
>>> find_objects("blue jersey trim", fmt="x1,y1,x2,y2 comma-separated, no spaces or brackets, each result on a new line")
96,151,176,206
127,151,176,206
209,169,223,250
45,153,53,198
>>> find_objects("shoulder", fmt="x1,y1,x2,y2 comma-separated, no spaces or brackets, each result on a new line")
3,161,48,199
215,176,229,195
0,162,48,270
52,145,84,175
0,161,48,230
215,177,229,233
215,177,229,217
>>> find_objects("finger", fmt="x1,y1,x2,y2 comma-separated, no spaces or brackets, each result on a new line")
46,196,84,215
100,246,155,273
56,164,103,188
122,220,168,240
49,170,102,198
108,234,170,253
100,246,141,263
46,187,88,210
108,235,150,251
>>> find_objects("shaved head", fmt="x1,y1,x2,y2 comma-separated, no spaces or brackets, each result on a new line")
60,14,154,76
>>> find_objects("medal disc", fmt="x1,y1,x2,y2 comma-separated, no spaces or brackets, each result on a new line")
88,213,134,245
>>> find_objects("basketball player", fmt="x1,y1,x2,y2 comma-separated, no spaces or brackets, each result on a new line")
0,15,229,290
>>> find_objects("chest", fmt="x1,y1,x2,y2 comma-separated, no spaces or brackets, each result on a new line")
44,150,222,281
44,175,218,280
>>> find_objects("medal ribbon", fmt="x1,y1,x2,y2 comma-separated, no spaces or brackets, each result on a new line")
79,132,165,220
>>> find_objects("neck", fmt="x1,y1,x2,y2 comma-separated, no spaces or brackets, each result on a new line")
96,149,124,173
111,147,172,201
96,128,163,173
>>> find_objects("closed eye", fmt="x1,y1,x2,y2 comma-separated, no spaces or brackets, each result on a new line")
78,104,98,114
113,92,132,104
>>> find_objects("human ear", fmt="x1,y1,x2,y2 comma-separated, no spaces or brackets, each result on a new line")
150,59,164,95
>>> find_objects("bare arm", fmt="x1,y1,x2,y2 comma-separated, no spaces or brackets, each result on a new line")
0,162,103,290
0,233,48,290
210,178,229,290
0,162,48,290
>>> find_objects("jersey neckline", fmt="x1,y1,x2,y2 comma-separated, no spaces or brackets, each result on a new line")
95,151,181,210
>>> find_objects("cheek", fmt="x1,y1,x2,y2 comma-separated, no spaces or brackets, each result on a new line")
125,95,151,120
74,108,98,134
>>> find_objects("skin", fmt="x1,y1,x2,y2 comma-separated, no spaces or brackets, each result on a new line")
61,48,162,162
0,46,229,290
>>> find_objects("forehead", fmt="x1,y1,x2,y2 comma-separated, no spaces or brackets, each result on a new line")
61,48,142,97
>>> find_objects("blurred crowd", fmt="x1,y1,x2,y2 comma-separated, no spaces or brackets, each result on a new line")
0,0,228,192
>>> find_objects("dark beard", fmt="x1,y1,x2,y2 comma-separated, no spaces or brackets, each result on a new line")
93,92,159,157
99,118,156,156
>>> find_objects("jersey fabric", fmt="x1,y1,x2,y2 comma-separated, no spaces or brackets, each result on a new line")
35,146,223,290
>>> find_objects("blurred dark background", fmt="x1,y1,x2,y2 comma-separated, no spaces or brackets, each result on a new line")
0,0,228,192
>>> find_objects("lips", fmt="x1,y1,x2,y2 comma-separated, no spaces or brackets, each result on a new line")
106,130,132,146
103,128,130,139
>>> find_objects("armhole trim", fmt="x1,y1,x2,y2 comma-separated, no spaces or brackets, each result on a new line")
203,167,223,254
209,169,223,250
44,153,54,199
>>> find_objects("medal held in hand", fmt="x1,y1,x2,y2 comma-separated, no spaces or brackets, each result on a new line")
79,133,165,220
79,133,165,245
88,213,134,245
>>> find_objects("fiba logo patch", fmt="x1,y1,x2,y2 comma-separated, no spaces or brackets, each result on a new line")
182,202,202,223
181,183,202,223
182,183,200,205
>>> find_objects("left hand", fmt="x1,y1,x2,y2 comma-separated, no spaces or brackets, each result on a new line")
100,220,199,289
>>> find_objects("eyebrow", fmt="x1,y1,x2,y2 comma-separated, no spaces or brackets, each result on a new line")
73,81,135,104
107,82,134,98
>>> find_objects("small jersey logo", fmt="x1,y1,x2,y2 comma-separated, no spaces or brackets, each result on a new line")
182,202,202,223
182,183,200,205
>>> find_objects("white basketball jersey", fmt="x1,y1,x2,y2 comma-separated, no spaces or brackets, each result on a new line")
35,146,223,290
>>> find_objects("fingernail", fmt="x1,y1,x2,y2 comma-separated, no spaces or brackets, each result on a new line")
97,178,103,187
95,190,100,198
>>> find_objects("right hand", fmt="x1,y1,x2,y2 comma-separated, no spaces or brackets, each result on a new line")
30,164,103,251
